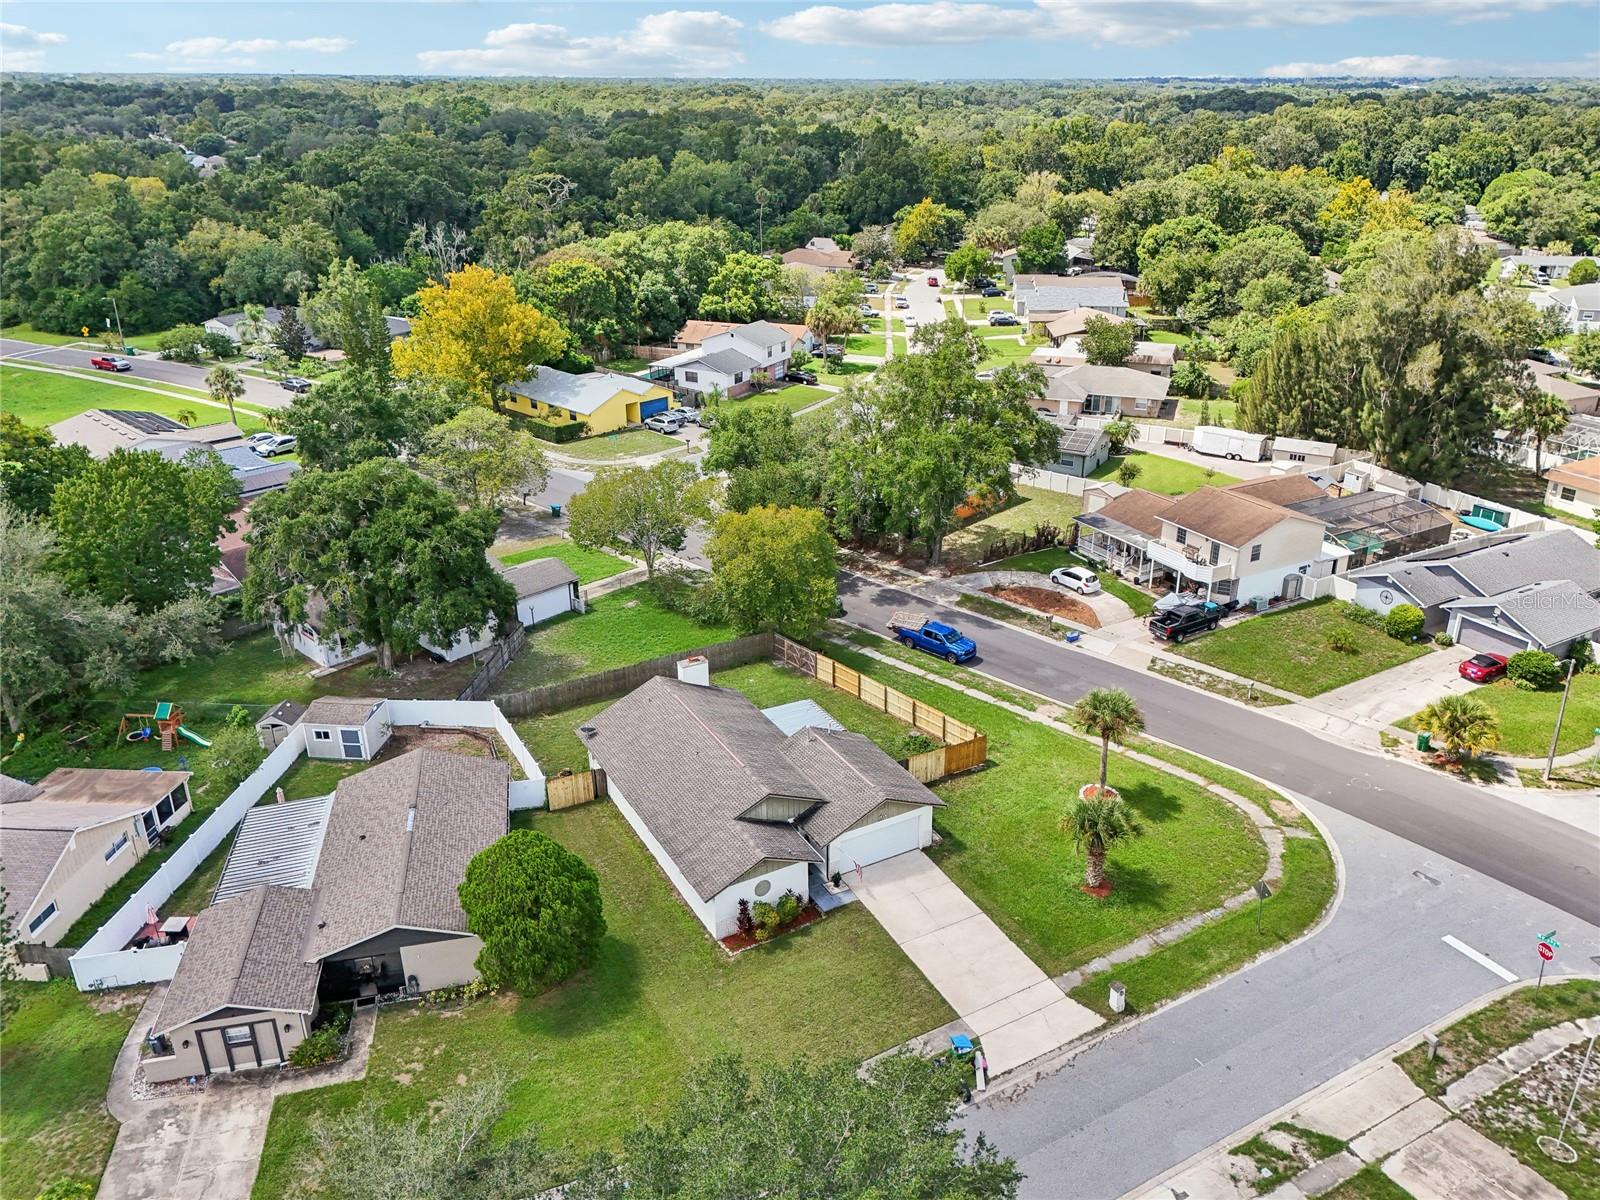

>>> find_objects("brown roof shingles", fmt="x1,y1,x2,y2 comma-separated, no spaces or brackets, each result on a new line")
301,697,385,727
1159,485,1323,548
781,728,941,845
1092,488,1176,538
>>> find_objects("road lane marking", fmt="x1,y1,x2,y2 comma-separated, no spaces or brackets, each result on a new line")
1442,935,1518,982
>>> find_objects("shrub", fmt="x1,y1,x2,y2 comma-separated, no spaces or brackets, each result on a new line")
521,417,587,444
1514,677,1538,691
776,889,802,925
1507,649,1562,689
1328,630,1360,654
1338,601,1384,629
649,564,727,625
200,331,236,359
289,1025,344,1067
36,1182,96,1200
1383,603,1425,641
896,732,942,758
1434,632,1454,647
156,324,207,362
736,898,755,938
751,900,779,942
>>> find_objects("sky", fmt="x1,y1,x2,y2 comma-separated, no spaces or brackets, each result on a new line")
2,1,1597,80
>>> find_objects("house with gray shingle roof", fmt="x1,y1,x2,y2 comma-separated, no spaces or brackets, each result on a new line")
142,749,509,1082
579,670,942,939
653,319,799,399
1346,528,1600,655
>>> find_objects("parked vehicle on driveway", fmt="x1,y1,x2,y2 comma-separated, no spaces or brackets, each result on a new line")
1458,653,1509,683
887,611,977,663
894,296,910,309
981,286,1005,297
1190,425,1272,462
1050,565,1102,595
988,312,1019,326
644,410,688,433
253,434,297,457
788,369,818,385
279,376,313,393
89,355,132,372
245,431,278,449
1149,604,1220,643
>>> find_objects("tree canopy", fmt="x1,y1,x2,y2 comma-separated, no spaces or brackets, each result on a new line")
707,506,838,638
566,460,715,579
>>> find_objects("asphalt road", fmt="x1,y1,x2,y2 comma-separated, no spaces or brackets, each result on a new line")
0,338,293,410
838,570,1600,926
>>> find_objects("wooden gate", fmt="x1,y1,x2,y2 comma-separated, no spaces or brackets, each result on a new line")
547,769,606,811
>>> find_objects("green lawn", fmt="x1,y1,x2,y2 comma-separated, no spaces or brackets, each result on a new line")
556,429,683,461
602,355,650,374
944,485,1084,565
1171,398,1239,429
844,332,887,357
253,801,952,1197
494,582,737,692
715,383,834,419
1,366,266,431
815,361,877,388
0,982,144,1199
961,297,1013,318
1172,599,1433,697
497,536,632,585
1320,1163,1416,1200
819,645,1269,975
983,546,1156,617
1089,451,1239,495
2,323,89,345
1426,675,1600,758
1147,330,1191,346
976,338,1038,369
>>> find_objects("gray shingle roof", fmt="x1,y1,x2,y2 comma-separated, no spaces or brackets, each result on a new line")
780,727,941,845
257,700,308,729
1348,529,1600,609
303,750,507,959
1045,364,1170,403
581,677,823,899
301,697,385,728
508,365,658,416
1444,579,1600,647
497,556,579,599
1020,285,1128,313
697,347,763,376
0,774,42,804
730,321,790,349
1,828,73,927
154,885,321,1034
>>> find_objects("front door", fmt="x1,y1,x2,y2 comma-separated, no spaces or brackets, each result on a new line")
340,728,363,760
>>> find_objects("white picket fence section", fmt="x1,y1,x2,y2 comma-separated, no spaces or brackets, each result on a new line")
68,699,546,991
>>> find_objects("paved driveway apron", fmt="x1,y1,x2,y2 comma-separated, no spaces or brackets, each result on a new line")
852,852,1102,1074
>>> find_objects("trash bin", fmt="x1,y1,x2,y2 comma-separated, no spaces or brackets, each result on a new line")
1416,732,1431,752
549,503,562,518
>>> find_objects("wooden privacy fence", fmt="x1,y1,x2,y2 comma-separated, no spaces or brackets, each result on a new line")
773,636,987,782
548,768,606,811
458,625,527,702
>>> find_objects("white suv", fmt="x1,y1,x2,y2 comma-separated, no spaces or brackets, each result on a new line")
644,411,688,433
1050,565,1102,595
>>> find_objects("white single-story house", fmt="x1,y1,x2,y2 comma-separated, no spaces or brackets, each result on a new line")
1,769,193,951
1014,275,1129,324
301,696,391,762
1500,253,1591,282
203,307,324,348
579,666,943,940
144,750,507,1081
1039,363,1176,421
1346,528,1600,655
1544,456,1600,520
1530,282,1600,333
1048,423,1112,477
500,557,582,626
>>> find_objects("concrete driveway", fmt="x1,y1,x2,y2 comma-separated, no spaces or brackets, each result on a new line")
1285,647,1474,735
851,852,1101,1075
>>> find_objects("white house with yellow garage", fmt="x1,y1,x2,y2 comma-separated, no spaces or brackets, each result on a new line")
506,366,676,435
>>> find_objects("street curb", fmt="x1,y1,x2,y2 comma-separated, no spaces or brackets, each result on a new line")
1118,972,1600,1200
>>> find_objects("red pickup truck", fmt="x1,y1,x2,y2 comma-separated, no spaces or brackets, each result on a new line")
89,356,132,372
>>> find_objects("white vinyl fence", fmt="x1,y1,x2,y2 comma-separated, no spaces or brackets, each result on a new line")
69,699,546,991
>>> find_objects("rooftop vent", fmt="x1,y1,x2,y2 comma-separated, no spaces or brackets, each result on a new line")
406,808,416,832
677,655,710,687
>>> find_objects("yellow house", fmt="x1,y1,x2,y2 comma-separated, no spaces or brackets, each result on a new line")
506,366,676,436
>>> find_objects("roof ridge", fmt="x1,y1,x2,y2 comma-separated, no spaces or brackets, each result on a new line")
661,680,763,779
791,727,878,792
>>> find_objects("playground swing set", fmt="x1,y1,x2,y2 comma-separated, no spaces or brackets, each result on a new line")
118,702,212,752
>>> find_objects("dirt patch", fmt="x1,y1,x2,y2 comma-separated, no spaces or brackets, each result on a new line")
88,986,149,1014
983,586,1100,628
372,726,524,778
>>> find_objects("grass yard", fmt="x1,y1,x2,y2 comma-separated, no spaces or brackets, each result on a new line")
844,332,887,357
715,383,834,419
2,323,86,345
0,982,145,1199
818,645,1270,975
1089,451,1239,495
983,546,1156,616
1147,330,1190,346
943,485,1084,565
1,365,266,431
494,582,737,693
976,338,1038,369
253,801,952,1197
1320,1164,1416,1200
602,355,650,374
497,536,632,585
1171,397,1239,429
556,429,683,461
961,297,1013,319
1414,675,1600,758
815,360,876,388
1172,599,1432,697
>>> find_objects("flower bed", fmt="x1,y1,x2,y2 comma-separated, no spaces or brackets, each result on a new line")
721,890,823,952
983,584,1100,628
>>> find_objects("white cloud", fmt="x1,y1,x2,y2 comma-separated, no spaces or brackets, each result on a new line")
765,0,1589,48
288,37,354,53
418,10,743,75
130,34,352,65
1,22,67,70
1266,49,1600,77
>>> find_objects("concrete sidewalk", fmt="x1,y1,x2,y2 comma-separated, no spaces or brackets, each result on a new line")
851,851,1101,1075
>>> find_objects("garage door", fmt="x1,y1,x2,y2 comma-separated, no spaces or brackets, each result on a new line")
828,809,924,876
1454,617,1531,659
640,397,669,418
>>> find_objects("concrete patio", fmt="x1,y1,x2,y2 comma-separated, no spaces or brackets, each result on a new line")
850,851,1101,1075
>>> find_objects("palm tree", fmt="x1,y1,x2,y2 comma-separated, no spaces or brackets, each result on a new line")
1063,795,1142,892
1416,694,1501,761
206,364,245,426
1070,687,1145,798
704,383,726,410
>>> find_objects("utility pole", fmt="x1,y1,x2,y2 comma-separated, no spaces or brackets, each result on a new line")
1544,656,1577,782
107,297,127,354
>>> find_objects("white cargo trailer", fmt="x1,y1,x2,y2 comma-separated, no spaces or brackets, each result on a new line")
1191,425,1271,461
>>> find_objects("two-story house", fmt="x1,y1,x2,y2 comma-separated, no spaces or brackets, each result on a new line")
1075,475,1335,603
654,320,794,399
1037,363,1175,420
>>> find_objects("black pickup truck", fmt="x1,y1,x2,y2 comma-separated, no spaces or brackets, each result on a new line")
1149,604,1221,643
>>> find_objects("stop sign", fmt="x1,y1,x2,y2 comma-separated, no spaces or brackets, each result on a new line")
1538,942,1555,961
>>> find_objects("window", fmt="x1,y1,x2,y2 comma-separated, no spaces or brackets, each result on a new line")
1560,486,1577,502
156,795,174,823
734,372,746,384
222,1026,253,1047
313,729,331,741
1250,544,1262,563
104,832,130,862
753,879,772,897
684,370,699,383
1175,528,1187,545
1208,542,1220,566
27,902,57,935
340,728,364,760
1286,452,1306,463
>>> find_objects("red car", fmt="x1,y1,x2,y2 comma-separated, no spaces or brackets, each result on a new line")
89,355,132,372
927,275,940,287
1458,652,1508,683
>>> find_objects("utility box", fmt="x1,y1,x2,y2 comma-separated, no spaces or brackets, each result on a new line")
1109,981,1126,1014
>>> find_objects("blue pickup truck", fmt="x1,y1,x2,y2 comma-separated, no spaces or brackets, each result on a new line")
887,611,978,663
